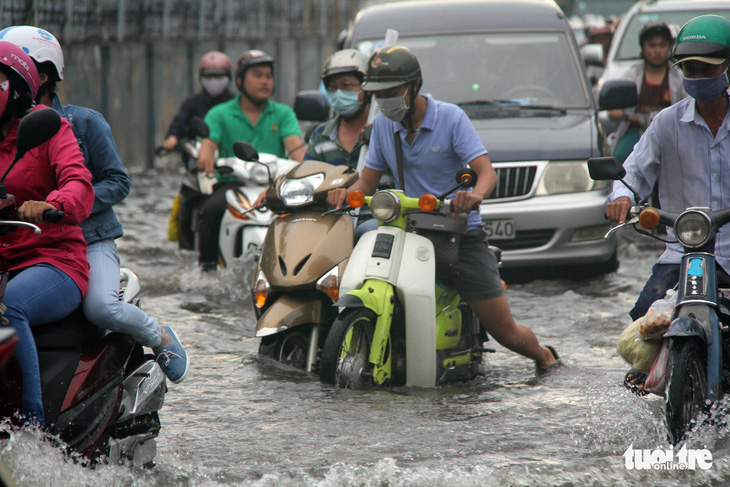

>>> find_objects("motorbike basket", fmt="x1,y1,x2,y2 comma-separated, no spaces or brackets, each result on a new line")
406,213,467,281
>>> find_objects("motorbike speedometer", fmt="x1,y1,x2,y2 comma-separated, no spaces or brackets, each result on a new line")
675,210,712,248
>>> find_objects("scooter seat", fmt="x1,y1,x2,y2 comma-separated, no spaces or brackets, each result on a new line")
33,308,105,351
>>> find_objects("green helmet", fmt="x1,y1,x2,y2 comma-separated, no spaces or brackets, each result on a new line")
673,14,730,64
361,45,421,91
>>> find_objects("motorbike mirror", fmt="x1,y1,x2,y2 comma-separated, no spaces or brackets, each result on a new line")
293,90,329,122
598,79,637,111
233,141,260,162
587,157,625,181
455,168,478,188
0,108,62,198
15,108,62,160
588,156,643,205
188,116,210,139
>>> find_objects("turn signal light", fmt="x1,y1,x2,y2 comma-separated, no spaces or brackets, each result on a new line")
418,194,437,212
253,271,269,309
347,191,365,208
639,208,660,229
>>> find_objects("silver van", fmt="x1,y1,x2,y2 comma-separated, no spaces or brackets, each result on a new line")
343,0,616,273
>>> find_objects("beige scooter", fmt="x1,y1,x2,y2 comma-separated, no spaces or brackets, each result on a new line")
250,151,359,372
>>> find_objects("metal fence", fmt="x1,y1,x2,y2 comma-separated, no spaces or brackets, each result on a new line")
1,0,364,168
1,0,360,42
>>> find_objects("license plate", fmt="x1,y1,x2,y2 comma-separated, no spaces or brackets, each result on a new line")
484,219,515,240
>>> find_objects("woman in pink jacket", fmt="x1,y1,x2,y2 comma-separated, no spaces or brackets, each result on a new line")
0,41,93,426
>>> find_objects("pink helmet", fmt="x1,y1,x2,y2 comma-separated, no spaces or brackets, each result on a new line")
0,40,39,100
199,51,232,77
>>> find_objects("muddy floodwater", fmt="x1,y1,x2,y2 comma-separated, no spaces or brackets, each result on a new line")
2,162,730,486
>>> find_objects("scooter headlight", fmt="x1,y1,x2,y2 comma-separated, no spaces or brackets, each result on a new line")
675,210,712,248
279,173,325,206
249,163,270,185
370,191,400,222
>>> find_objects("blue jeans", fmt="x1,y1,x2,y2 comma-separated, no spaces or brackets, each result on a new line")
83,239,161,348
629,263,680,321
5,264,82,426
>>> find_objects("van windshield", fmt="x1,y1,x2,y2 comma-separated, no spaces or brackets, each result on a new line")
615,10,730,62
356,31,590,109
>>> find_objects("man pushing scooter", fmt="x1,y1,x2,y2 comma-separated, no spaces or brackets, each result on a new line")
327,46,560,372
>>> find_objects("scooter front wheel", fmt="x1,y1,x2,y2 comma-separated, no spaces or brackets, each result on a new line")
320,308,376,389
665,338,707,444
258,329,310,371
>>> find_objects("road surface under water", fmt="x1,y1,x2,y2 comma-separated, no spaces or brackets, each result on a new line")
2,162,729,486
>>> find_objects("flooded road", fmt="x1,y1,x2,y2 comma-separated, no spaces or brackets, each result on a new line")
2,162,730,486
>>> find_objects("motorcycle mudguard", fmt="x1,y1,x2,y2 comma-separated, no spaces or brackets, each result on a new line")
255,295,324,337
340,279,396,385
664,316,709,343
666,312,723,401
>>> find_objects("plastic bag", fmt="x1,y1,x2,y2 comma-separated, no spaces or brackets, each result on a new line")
638,289,677,339
617,318,662,373
644,339,669,396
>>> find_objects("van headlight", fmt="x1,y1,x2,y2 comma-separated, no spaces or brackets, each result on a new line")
370,191,400,222
279,173,325,206
675,210,712,248
535,161,606,195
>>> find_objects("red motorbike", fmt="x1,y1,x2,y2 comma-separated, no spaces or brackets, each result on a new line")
0,109,166,466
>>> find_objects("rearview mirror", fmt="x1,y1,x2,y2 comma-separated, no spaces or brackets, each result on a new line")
293,90,329,122
588,156,625,180
580,43,604,67
598,79,638,111
233,141,260,162
16,108,62,159
188,116,210,139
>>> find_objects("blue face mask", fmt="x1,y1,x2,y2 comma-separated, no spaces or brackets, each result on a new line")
327,89,363,116
683,71,729,103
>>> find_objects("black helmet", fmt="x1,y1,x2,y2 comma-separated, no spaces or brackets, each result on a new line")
639,21,672,46
361,46,421,91
235,50,274,81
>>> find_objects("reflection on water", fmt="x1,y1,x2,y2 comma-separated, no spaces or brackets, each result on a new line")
2,166,730,486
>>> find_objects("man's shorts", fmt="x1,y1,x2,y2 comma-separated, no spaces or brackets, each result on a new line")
455,228,505,302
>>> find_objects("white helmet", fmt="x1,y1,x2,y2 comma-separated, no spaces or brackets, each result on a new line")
0,25,64,81
321,49,368,84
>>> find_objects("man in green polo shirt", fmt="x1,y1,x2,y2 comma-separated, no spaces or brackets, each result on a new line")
196,50,305,271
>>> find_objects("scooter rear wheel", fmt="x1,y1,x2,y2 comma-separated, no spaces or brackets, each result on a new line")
665,338,707,444
320,308,376,388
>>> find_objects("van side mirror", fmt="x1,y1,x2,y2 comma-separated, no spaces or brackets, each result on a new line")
598,79,638,111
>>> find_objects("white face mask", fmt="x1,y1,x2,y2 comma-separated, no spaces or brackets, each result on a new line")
201,76,230,97
377,90,410,121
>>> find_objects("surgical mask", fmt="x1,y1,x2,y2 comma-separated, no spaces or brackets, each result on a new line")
377,91,409,121
683,71,729,103
201,76,230,97
327,89,362,116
